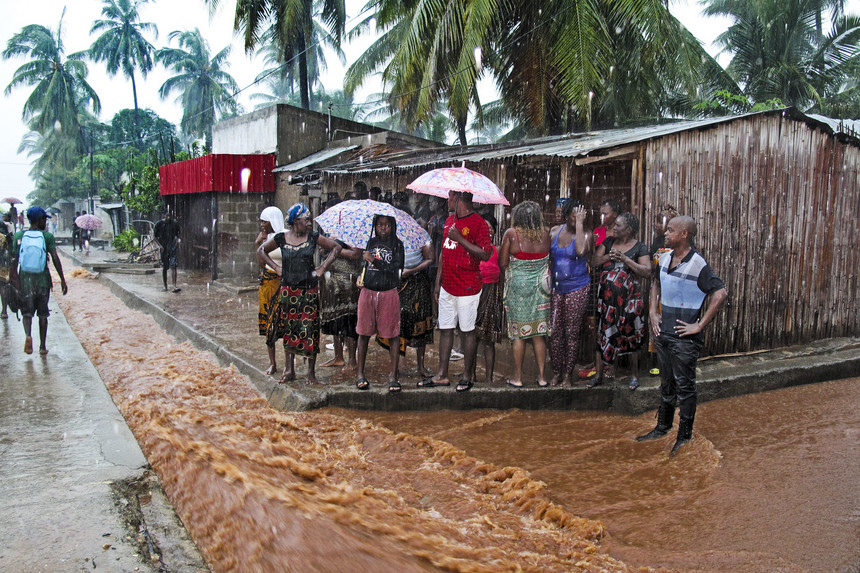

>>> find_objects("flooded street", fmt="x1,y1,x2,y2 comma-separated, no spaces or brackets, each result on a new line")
55,267,860,572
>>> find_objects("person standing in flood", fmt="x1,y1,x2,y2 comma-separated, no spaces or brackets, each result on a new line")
255,206,285,376
154,210,181,293
499,201,552,388
9,207,67,354
548,199,592,386
257,203,341,385
636,215,727,456
420,191,492,393
355,214,405,392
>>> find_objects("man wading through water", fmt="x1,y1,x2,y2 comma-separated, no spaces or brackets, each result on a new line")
636,216,727,456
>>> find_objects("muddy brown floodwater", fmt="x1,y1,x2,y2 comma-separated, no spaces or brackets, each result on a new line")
57,268,860,572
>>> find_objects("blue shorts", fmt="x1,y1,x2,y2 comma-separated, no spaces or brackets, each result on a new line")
161,245,178,269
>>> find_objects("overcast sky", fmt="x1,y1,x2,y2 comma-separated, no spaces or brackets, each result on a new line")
0,0,851,207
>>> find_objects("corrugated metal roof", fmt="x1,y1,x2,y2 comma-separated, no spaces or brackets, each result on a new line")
273,145,360,172
319,109,860,175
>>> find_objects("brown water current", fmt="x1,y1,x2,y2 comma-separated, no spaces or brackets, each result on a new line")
342,383,860,572
57,269,634,572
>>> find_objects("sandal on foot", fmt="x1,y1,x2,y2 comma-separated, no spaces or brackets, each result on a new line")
629,377,640,391
356,378,370,390
537,379,549,388
417,378,436,388
455,379,473,392
388,381,401,393
585,378,602,389
506,380,523,388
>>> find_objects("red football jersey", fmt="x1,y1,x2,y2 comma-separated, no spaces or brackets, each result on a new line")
440,212,491,296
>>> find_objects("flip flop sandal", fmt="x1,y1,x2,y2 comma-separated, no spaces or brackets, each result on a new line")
649,368,660,376
417,378,436,388
455,379,473,392
388,381,401,393
506,380,523,388
629,378,640,390
585,378,603,389
356,378,370,390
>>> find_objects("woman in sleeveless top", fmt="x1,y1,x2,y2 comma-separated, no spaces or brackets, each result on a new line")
548,199,592,386
255,206,285,376
257,203,342,385
499,201,552,387
589,212,651,389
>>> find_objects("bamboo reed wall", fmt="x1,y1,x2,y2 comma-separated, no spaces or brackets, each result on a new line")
644,113,860,354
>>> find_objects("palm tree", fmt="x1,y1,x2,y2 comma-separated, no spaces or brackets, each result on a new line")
3,10,101,172
704,0,860,111
206,0,346,110
156,29,239,148
89,0,158,142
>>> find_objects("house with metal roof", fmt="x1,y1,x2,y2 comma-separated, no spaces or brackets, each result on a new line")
290,108,860,356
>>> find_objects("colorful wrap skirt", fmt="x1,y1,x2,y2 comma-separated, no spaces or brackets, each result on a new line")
596,267,645,364
504,256,551,340
267,285,320,357
258,269,280,336
320,257,361,339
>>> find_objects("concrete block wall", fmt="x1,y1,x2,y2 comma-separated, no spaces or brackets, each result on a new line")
215,192,277,279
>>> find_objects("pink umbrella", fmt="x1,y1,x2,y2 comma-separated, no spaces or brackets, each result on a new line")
75,214,103,230
406,166,509,205
2,197,23,204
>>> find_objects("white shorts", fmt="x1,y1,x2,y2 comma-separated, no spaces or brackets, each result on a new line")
437,287,481,332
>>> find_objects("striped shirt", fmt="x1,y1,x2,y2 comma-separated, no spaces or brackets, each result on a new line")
656,248,725,341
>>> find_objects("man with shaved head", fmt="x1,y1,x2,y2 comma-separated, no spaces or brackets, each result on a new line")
636,215,727,456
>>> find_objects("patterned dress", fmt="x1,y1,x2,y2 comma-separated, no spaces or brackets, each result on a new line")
596,238,649,364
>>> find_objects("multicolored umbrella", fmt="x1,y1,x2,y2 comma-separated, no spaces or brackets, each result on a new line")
75,214,103,230
406,166,509,205
315,200,430,251
2,197,23,205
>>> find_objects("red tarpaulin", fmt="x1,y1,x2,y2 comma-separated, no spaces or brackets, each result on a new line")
159,154,276,195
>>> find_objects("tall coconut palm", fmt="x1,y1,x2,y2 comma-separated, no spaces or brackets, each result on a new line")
89,0,158,142
705,0,860,110
206,0,346,110
156,29,239,148
3,10,101,172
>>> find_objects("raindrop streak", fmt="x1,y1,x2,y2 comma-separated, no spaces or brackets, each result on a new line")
474,46,483,71
240,168,251,193
53,120,62,132
369,17,377,33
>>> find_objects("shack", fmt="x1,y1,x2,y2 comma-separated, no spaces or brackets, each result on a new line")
291,108,860,355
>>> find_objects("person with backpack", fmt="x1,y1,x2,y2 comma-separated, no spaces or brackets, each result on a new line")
10,206,68,354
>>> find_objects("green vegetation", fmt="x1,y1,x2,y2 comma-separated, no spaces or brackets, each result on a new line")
111,228,141,252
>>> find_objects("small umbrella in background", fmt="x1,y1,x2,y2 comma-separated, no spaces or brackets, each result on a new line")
75,213,103,230
2,197,23,205
406,166,509,205
46,207,61,214
314,200,430,251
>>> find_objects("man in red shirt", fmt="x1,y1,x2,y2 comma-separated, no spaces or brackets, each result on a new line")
420,191,492,392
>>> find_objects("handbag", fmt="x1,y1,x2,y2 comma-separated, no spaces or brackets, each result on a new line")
3,282,21,319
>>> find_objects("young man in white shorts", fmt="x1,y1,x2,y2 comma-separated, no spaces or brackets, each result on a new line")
419,191,492,392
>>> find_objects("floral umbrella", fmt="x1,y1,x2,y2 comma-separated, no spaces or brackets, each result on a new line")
314,200,430,251
2,197,23,204
406,166,509,205
75,214,103,231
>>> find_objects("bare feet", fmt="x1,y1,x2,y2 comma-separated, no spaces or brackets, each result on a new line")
306,372,318,385
24,336,33,354
39,347,49,355
279,370,296,384
265,364,278,376
320,357,345,368
340,364,357,375
416,366,434,378
550,374,563,387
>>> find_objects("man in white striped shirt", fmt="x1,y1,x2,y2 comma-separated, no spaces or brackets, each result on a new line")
636,216,728,456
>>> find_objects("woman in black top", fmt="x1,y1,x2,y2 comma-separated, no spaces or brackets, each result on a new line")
257,203,341,385
589,212,652,390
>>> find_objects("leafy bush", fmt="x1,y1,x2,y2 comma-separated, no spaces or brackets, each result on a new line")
112,229,141,252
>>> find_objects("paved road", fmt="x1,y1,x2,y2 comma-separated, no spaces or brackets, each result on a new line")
0,298,184,571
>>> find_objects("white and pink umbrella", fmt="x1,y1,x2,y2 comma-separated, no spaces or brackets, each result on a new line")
406,166,509,205
75,214,103,230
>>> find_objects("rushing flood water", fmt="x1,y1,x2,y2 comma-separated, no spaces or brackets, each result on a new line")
57,269,860,572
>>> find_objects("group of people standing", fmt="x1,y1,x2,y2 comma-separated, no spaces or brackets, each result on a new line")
252,186,727,455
